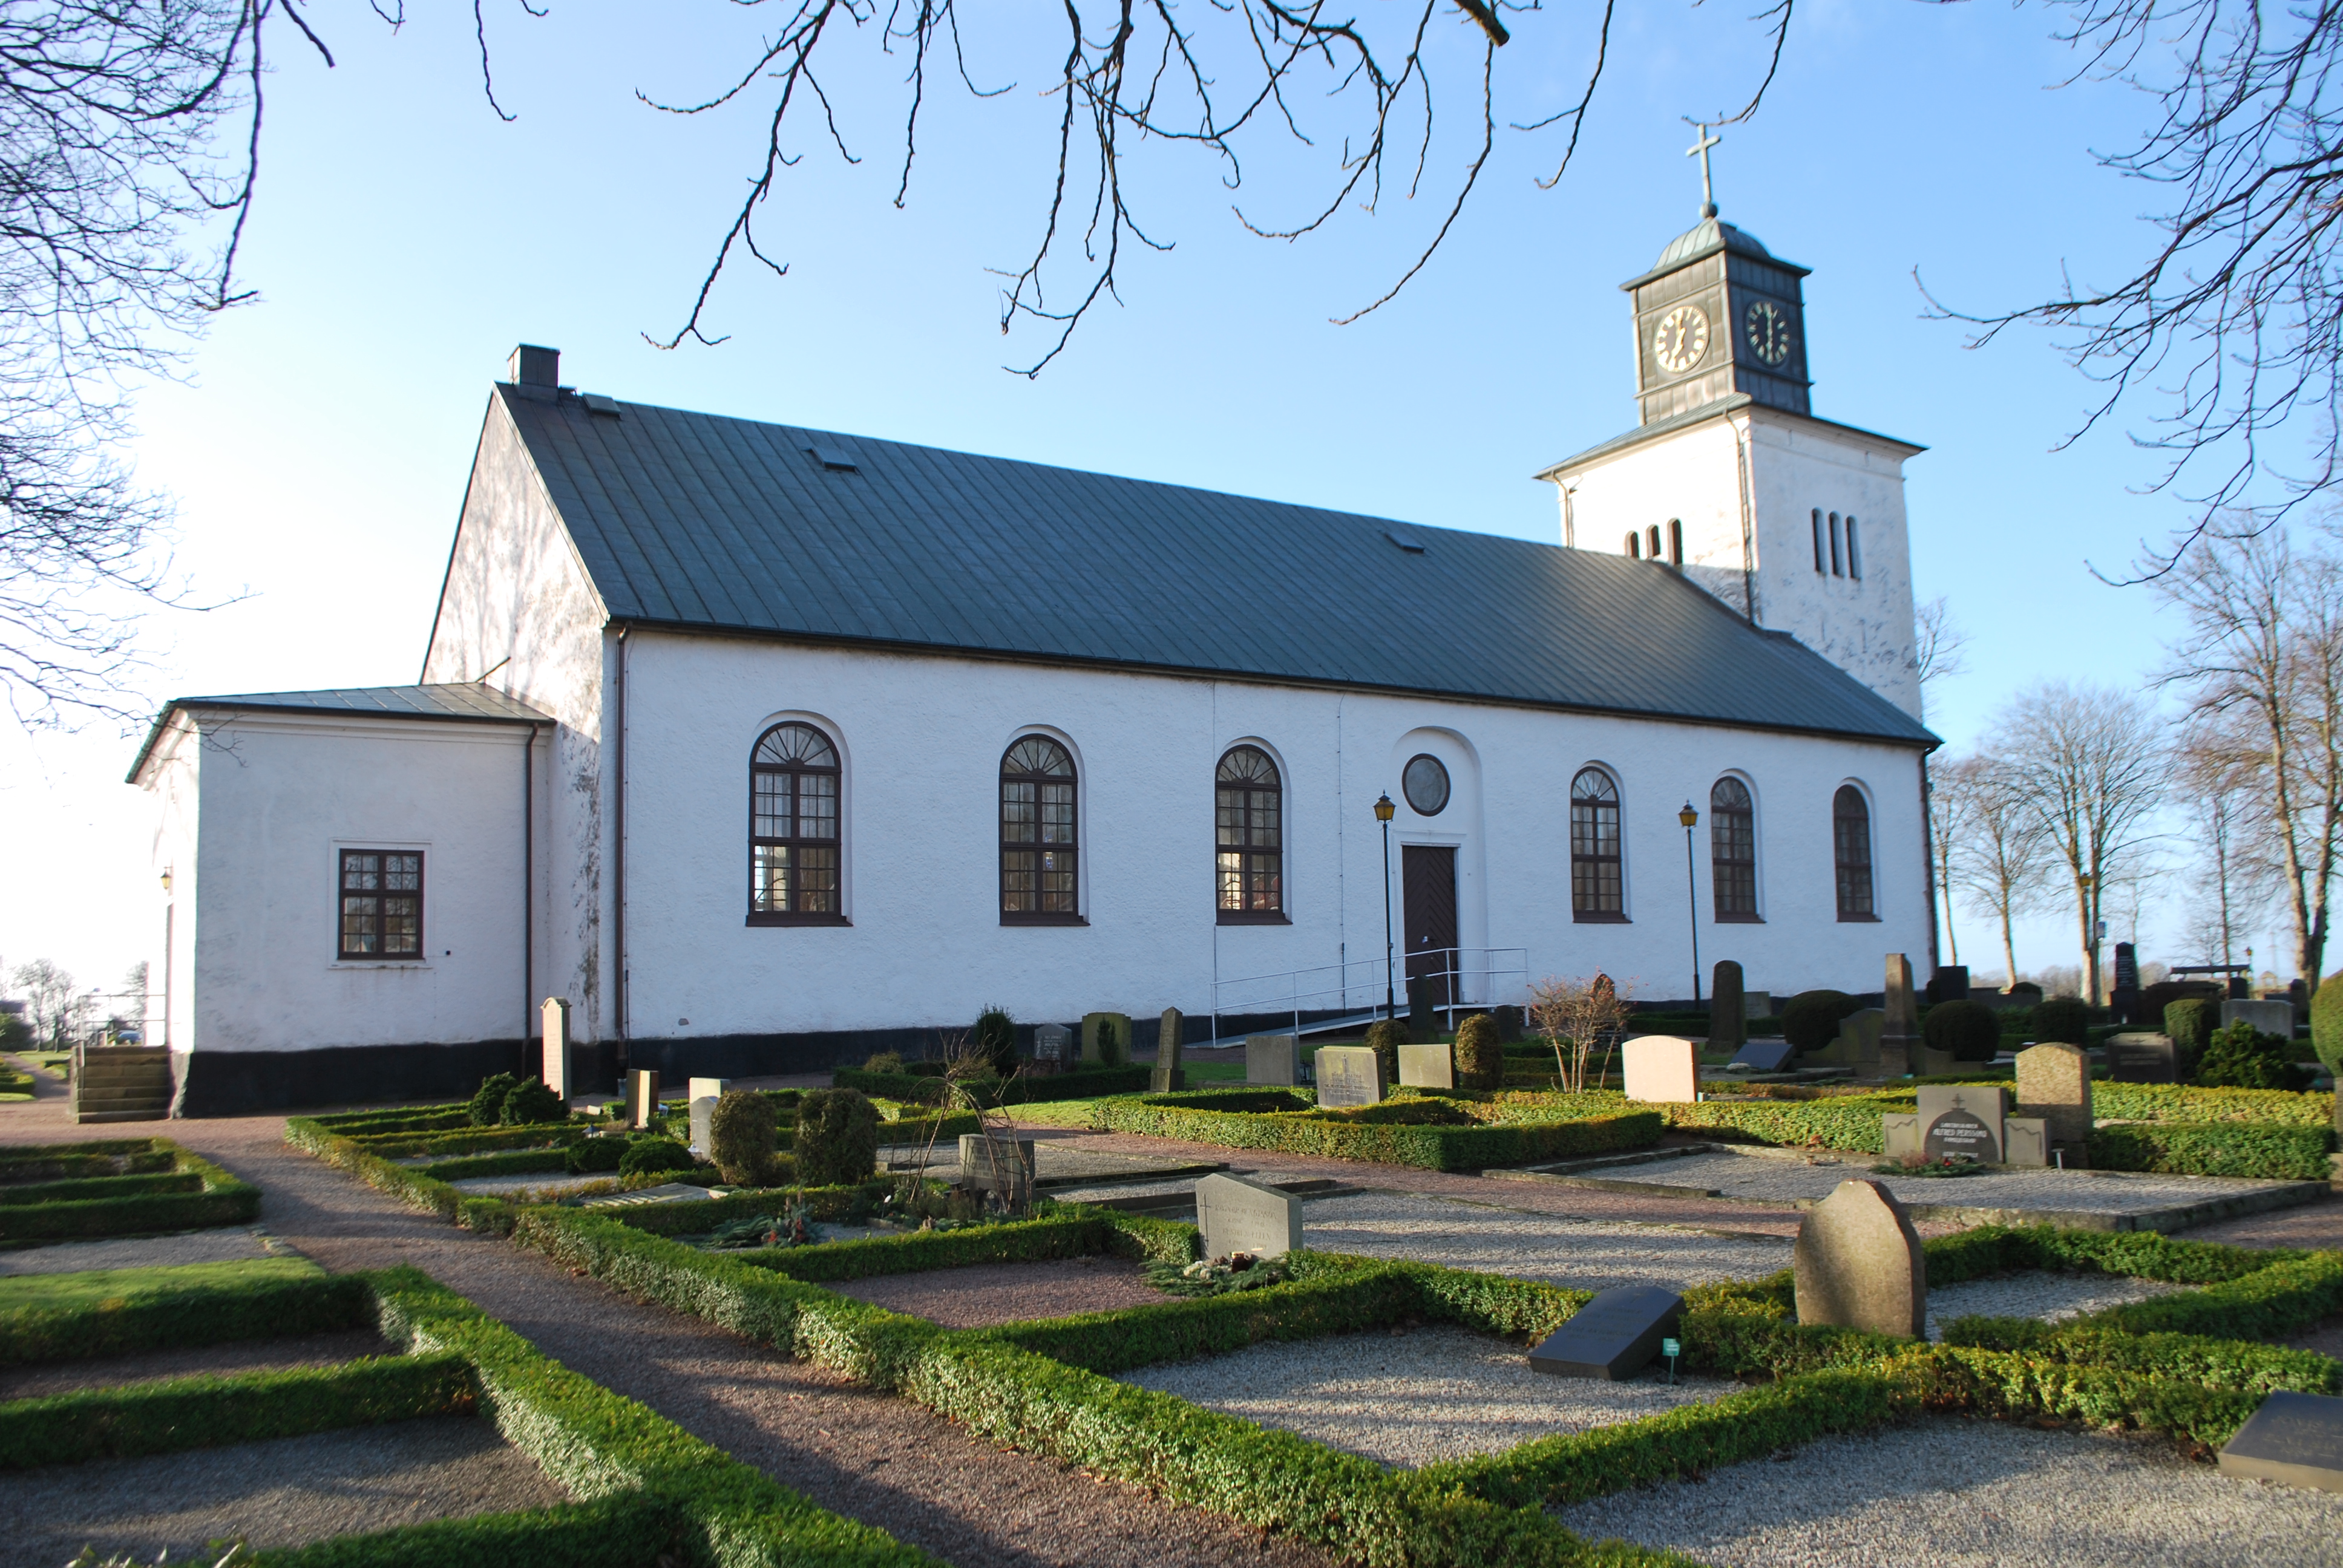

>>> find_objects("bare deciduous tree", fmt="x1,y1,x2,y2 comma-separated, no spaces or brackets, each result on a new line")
1996,681,2169,1004
1928,752,1984,966
10,957,90,1050
1951,756,2054,992
1526,972,1631,1095
2174,711,2278,970
1913,596,1968,711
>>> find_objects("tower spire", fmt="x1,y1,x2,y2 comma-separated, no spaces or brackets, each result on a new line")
1686,122,1721,219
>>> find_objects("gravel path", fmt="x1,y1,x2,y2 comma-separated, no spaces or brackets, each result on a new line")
831,1256,1174,1328
0,1227,281,1275
1122,1324,1735,1467
0,1328,395,1400
1596,1149,2298,1215
1299,1191,1794,1290
2186,1192,2343,1251
0,1104,1331,1568
1557,1417,2343,1567
0,1417,569,1566
1925,1272,2181,1340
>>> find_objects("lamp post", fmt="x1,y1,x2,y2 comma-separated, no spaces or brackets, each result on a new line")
1679,800,1702,1006
1375,794,1397,1021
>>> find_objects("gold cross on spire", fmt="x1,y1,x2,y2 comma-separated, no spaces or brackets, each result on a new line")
1686,122,1721,219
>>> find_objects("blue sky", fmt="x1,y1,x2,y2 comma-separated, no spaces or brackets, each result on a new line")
0,0,2295,1001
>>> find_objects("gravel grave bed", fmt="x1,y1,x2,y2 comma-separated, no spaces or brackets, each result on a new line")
1617,1151,2296,1214
1120,1323,1735,1467
1298,1191,1794,1290
830,1256,1174,1328
1925,1271,2182,1341
444,1172,612,1197
0,1228,281,1276
1557,1416,2343,1567
0,1328,396,1400
0,1416,570,1564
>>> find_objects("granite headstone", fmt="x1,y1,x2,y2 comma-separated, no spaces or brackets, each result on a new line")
1194,1172,1304,1261
540,997,570,1103
1246,1033,1299,1086
1314,1045,1383,1107
957,1133,1037,1201
1916,1084,2008,1163
1033,1023,1072,1070
1527,1285,1685,1380
1743,991,1774,1021
1793,1178,1927,1338
1879,953,1919,1077
1397,1041,1455,1089
1081,1011,1134,1065
1408,978,1437,1044
1621,1036,1699,1103
1709,961,1746,1054
1152,1008,1184,1093
2218,1391,2343,1491
2106,1031,2179,1085
2223,998,2296,1038
2014,1042,2092,1166
687,1077,727,1156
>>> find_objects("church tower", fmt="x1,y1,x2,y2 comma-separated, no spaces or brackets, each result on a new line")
1538,131,1924,719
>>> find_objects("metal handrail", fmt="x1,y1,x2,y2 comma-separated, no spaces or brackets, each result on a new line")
1209,947,1528,1048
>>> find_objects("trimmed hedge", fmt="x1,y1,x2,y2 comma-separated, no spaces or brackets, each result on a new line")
421,1147,574,1181
1084,1091,1663,1171
831,1064,1156,1106
346,1123,587,1159
1656,1094,1901,1152
2090,1120,2336,1180
0,1258,369,1366
0,1138,259,1242
287,1115,519,1236
2089,1082,2335,1126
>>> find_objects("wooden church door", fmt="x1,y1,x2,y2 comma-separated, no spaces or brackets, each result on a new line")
1401,846,1459,1008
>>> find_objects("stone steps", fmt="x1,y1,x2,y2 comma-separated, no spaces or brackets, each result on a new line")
71,1047,171,1124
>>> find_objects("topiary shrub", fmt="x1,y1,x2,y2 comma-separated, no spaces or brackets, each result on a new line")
1781,990,1859,1054
863,1050,905,1074
1452,1013,1504,1091
1362,1019,1409,1089
565,1135,627,1174
793,1086,879,1186
1923,999,2001,1062
973,1007,1017,1079
468,1073,519,1127
709,1088,779,1186
618,1138,699,1178
499,1079,565,1126
2165,996,2217,1078
2193,1019,2307,1091
2033,995,2092,1045
2310,976,2343,1083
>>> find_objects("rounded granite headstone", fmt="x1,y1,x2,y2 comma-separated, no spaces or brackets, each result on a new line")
1793,1178,1927,1338
1710,961,1746,1053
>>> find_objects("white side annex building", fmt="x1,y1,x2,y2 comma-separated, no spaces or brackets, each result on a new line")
129,200,1941,1114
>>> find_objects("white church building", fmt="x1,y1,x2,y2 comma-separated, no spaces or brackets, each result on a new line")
129,199,1940,1114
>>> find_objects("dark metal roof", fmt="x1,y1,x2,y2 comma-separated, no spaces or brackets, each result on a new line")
127,683,549,783
1624,217,1812,290
497,386,1936,747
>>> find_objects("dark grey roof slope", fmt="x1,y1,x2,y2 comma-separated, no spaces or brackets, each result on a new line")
128,684,549,782
499,386,1935,747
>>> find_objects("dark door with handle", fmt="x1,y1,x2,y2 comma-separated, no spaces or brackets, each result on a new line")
1402,845,1460,1008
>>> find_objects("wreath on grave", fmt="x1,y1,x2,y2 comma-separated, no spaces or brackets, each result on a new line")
1144,1252,1293,1296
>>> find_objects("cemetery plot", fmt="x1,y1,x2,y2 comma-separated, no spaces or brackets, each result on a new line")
1924,1269,2183,1341
0,1227,281,1275
1119,1322,1735,1467
829,1255,1174,1328
1086,1085,1666,1171
0,1137,258,1243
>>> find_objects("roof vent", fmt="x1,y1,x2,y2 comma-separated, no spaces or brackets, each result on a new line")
810,444,859,472
1384,528,1426,554
581,393,622,418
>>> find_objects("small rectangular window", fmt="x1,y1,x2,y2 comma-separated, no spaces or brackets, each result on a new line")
1845,515,1861,580
1829,512,1843,577
338,849,423,960
1812,509,1824,573
1668,518,1684,566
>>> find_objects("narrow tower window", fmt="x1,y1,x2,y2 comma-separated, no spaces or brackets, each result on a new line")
1829,512,1843,576
1667,518,1684,566
1845,516,1861,580
1647,524,1663,561
1626,531,1641,559
1812,509,1824,573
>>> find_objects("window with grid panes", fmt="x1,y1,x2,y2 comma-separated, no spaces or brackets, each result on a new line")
1570,767,1625,920
1834,785,1876,920
338,849,422,959
1000,736,1079,921
1216,745,1284,920
749,722,844,923
1710,776,1759,920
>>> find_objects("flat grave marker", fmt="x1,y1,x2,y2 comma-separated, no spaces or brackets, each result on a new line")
1397,1041,1454,1089
1246,1034,1298,1086
1527,1284,1685,1380
1729,1040,1794,1073
2217,1390,2343,1491
1314,1045,1383,1106
1194,1172,1303,1261
1794,1178,1925,1338
1622,1036,1697,1103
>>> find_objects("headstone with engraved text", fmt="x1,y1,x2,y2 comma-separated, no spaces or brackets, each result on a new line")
1032,1023,1071,1077
1528,1285,1685,1380
1314,1044,1383,1107
1730,1040,1795,1073
1917,1084,2007,1163
2106,1032,2178,1085
1194,1172,1304,1261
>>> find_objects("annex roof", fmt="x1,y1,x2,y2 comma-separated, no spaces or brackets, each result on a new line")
127,683,551,783
490,385,1936,748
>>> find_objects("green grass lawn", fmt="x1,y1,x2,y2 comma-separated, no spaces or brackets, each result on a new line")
0,1256,321,1310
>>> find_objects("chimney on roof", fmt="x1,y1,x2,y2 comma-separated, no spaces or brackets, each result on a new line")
507,344,560,401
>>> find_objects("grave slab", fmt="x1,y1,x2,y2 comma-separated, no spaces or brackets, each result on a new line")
1730,1040,1795,1072
1528,1284,1685,1380
1194,1171,1304,1260
2219,1390,2343,1491
1314,1045,1383,1107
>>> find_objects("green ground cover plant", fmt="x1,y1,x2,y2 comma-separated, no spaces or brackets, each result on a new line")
831,1063,1158,1105
0,1138,258,1243
1079,1087,1663,1171
0,1258,367,1366
2088,1121,2336,1180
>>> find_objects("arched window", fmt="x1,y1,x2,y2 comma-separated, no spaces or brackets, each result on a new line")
1001,736,1080,922
1667,518,1685,566
1709,777,1758,921
1647,524,1663,560
1625,530,1641,559
749,722,842,923
1570,767,1625,921
1833,785,1875,920
1216,746,1283,921
1844,515,1861,580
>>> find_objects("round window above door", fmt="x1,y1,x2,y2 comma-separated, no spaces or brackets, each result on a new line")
1402,753,1450,816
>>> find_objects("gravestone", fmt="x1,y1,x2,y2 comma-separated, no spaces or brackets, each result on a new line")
957,1133,1037,1203
1925,966,1971,1005
1245,1033,1298,1086
2004,1117,2049,1168
1194,1172,1304,1261
540,997,571,1103
1709,961,1746,1054
1730,1040,1795,1073
1621,1036,1698,1103
1081,1011,1133,1065
1408,978,1437,1044
1794,1178,1926,1338
1822,1007,1886,1068
1492,1005,1524,1044
2106,1031,2178,1084
1881,1112,1919,1160
1916,1084,2008,1163
1314,1045,1383,1107
2014,1042,2092,1166
1152,1008,1184,1093
1397,1041,1455,1089
2223,999,2296,1039
2112,941,2140,1024
1032,1023,1071,1076
1527,1285,1685,1380
1879,953,1919,1077
1743,991,1774,1021
686,1077,727,1156
2218,1390,2343,1491
626,1068,660,1131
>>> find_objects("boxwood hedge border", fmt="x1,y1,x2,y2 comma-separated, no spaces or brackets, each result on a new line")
0,1137,259,1243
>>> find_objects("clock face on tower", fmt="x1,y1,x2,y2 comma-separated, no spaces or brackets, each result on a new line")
1652,305,1709,374
1744,299,1794,367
